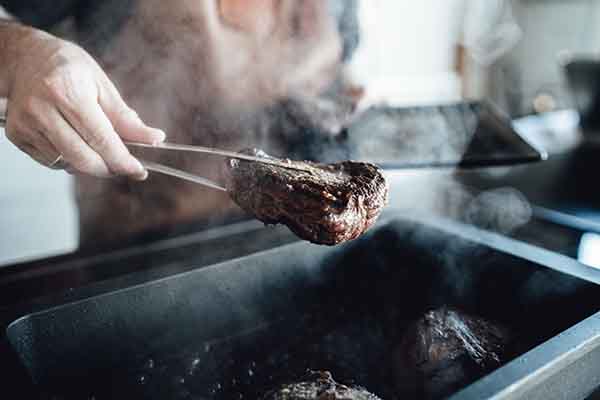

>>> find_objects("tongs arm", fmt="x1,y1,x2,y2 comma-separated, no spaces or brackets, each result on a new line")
125,141,311,172
139,159,227,192
1,116,289,190
1,117,225,191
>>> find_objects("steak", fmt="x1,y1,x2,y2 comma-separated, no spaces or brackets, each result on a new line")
394,307,510,399
262,371,382,400
225,149,389,245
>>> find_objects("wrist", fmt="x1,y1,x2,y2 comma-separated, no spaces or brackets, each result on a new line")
0,21,53,97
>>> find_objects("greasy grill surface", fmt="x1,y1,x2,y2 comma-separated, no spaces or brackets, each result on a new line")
226,149,389,245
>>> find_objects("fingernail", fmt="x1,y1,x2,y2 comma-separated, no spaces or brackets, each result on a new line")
132,157,145,174
134,169,149,181
152,129,166,144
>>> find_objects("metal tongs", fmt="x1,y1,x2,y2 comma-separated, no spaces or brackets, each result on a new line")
125,141,310,192
0,115,307,192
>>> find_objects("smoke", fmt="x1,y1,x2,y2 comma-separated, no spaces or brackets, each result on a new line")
66,1,532,251
462,187,532,234
346,104,478,165
379,175,535,306
64,0,371,246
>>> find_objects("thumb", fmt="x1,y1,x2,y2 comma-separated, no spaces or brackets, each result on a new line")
98,78,166,144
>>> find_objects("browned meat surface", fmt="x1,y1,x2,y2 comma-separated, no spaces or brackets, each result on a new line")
394,307,510,400
225,149,389,245
262,371,382,400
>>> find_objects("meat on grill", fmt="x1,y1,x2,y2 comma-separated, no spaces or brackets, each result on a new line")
394,307,510,400
225,149,389,246
262,370,382,400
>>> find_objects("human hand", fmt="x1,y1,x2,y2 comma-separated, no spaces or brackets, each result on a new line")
3,26,165,179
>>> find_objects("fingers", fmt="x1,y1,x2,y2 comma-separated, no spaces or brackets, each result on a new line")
12,102,112,178
5,35,158,180
6,101,147,179
42,107,115,178
4,115,56,164
6,126,58,166
6,135,51,167
55,98,148,180
97,75,165,144
29,131,63,168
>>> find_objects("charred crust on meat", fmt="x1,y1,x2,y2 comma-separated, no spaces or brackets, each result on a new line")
225,149,389,245
262,370,382,400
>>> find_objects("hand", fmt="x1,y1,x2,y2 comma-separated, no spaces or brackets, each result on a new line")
3,27,165,179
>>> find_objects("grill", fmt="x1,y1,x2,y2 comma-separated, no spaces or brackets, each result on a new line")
3,215,600,399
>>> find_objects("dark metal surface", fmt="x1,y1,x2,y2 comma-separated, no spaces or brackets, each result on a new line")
3,216,600,399
0,220,297,308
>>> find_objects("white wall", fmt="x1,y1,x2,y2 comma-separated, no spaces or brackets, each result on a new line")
0,121,78,266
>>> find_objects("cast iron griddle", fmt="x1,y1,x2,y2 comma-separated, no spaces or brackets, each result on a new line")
5,217,600,399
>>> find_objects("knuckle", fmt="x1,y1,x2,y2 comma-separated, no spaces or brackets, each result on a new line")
67,149,94,171
108,158,136,176
73,158,103,176
68,149,111,178
42,74,66,98
43,71,84,108
84,128,113,151
21,96,39,115
20,99,46,127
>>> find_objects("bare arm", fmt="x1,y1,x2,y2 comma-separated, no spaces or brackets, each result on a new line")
0,19,165,179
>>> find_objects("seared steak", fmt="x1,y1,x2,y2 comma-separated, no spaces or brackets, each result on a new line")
225,149,389,245
394,307,510,399
262,371,382,400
